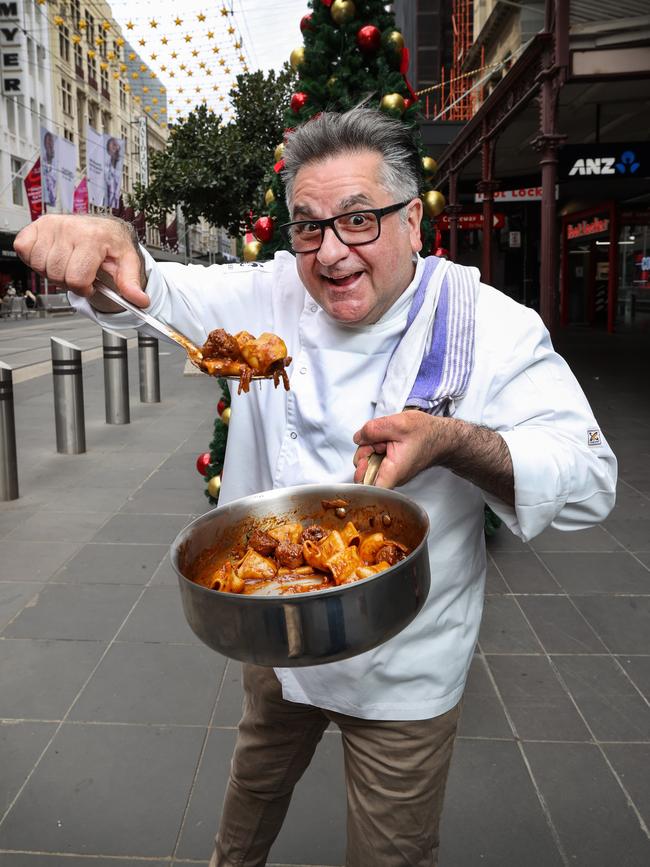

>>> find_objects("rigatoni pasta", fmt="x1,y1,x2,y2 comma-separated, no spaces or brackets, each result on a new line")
190,518,410,597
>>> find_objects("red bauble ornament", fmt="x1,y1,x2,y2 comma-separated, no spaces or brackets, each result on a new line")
321,0,333,6
356,24,381,54
404,97,414,110
300,13,314,31
217,399,226,415
253,216,274,243
196,452,211,476
434,247,450,259
290,91,309,113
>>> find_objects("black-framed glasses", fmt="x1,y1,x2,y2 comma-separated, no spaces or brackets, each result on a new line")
279,200,412,254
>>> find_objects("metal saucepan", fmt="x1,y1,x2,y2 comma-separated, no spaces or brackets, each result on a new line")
170,483,430,666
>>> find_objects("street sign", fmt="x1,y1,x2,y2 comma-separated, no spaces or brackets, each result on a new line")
509,231,521,248
438,213,505,230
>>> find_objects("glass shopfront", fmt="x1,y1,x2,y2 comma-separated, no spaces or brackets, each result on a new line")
617,211,650,328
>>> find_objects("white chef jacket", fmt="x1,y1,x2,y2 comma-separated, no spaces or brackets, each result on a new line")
71,250,617,720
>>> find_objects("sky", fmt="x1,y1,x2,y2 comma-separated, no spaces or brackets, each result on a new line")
107,0,310,124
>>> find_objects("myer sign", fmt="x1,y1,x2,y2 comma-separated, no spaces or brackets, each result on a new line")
0,0,23,95
560,144,649,181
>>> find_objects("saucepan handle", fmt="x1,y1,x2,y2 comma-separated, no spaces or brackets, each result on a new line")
362,452,384,486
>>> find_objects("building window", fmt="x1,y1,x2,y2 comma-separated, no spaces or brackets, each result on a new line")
59,25,70,62
71,0,80,28
87,53,97,88
74,40,83,76
62,78,73,115
85,11,95,45
11,156,24,206
64,129,74,143
100,63,109,96
119,80,127,110
6,98,16,134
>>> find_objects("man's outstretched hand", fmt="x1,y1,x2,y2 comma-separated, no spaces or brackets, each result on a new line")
353,411,515,506
13,215,149,310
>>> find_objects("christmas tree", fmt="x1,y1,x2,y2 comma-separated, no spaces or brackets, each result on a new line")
201,0,446,505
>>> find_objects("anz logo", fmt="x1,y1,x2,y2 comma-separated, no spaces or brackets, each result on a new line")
569,150,641,176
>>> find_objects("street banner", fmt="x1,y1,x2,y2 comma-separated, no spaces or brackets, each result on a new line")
23,157,42,221
57,137,77,213
73,177,89,214
103,134,125,209
86,124,105,206
40,126,58,207
0,0,24,96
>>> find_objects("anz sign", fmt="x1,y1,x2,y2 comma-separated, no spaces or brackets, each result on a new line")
560,144,648,181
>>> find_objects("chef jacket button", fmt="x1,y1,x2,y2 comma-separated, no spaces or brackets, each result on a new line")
300,367,307,374
310,304,318,313
290,431,298,439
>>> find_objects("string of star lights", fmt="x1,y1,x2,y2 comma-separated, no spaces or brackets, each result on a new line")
106,1,253,123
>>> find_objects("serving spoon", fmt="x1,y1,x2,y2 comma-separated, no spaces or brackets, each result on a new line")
93,281,275,382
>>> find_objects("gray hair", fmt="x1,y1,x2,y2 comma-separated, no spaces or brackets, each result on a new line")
282,108,421,215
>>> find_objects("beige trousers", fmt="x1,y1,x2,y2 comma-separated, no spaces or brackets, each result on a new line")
209,664,460,867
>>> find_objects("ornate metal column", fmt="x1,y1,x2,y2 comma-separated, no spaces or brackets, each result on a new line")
447,171,461,262
532,0,568,332
478,131,498,285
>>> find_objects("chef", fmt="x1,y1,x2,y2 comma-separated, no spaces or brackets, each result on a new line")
14,107,617,867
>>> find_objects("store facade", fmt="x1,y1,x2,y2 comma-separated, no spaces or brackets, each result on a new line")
429,2,650,334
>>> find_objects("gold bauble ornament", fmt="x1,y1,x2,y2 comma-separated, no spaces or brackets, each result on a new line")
207,475,222,498
422,190,446,218
274,142,285,162
380,93,406,115
289,46,305,70
221,407,231,425
327,76,338,91
331,0,356,26
264,188,275,207
243,240,262,262
422,156,438,179
384,30,405,56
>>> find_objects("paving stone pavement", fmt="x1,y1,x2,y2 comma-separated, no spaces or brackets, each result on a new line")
0,314,648,866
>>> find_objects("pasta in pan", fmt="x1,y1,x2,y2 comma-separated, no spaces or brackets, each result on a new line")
190,519,410,597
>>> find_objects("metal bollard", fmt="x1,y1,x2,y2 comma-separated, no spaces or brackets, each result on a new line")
51,337,86,454
103,330,130,424
138,334,161,403
0,362,19,500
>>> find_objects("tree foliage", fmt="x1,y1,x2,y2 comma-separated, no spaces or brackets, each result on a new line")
258,0,436,257
131,66,296,236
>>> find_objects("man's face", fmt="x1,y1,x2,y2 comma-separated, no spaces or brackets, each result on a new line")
291,150,422,325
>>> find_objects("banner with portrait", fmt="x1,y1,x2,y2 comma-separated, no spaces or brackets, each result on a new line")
40,126,58,207
57,137,78,213
23,157,42,221
73,176,88,214
86,124,105,206
103,134,125,210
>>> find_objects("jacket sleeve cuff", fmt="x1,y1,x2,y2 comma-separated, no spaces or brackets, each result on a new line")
485,428,617,542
